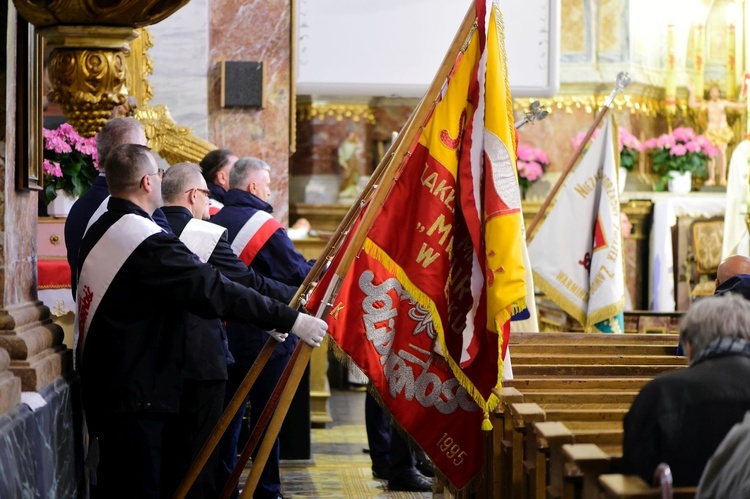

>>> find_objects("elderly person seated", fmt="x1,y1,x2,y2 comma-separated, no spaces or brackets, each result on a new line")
714,254,750,299
622,293,750,486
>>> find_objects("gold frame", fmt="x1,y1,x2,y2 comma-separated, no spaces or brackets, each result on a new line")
289,0,297,155
15,15,43,192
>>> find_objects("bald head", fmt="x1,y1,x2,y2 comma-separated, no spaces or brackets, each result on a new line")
162,163,205,204
717,255,750,285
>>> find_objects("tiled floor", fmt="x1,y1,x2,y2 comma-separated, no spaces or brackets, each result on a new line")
273,389,439,498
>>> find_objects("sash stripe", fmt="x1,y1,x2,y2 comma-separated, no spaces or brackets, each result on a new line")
84,195,110,236
179,219,227,263
230,211,282,266
208,199,224,217
75,214,162,359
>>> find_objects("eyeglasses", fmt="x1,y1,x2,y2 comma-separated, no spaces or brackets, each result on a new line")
185,187,211,198
139,168,164,186
147,168,165,179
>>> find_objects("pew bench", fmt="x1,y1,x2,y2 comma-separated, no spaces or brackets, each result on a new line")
598,474,696,498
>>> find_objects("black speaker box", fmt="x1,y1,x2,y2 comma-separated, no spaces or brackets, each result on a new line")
220,60,264,108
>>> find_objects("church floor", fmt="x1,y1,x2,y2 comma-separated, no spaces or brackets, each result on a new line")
242,389,441,498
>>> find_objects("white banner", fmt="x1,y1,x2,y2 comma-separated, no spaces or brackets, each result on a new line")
528,115,625,331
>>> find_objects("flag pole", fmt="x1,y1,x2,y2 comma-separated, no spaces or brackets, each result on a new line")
173,149,397,498
526,72,631,240
177,57,431,499
236,6,479,499
325,5,477,284
215,109,425,499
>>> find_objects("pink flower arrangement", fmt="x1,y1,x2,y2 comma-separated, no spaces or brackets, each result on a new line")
572,127,643,171
42,124,99,205
516,144,550,195
642,127,718,190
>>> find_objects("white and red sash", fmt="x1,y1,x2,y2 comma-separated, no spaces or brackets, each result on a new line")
179,218,227,263
230,211,282,266
75,214,163,358
208,198,224,217
84,195,110,235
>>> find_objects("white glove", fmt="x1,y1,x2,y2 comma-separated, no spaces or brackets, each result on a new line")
267,330,288,343
291,313,328,347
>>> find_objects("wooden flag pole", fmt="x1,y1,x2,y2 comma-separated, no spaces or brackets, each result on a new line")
218,341,305,499
237,5,479,498
238,342,314,499
174,73,425,499
221,113,424,498
328,5,477,279
526,72,631,241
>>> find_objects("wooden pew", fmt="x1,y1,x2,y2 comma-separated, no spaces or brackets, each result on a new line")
507,333,680,346
598,474,696,498
531,419,625,499
513,402,629,499
490,332,686,499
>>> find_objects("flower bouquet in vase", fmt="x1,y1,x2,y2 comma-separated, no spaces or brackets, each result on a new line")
642,127,718,193
516,144,549,198
42,124,99,217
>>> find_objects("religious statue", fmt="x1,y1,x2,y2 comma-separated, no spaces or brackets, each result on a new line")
688,83,747,186
113,95,138,118
337,131,363,201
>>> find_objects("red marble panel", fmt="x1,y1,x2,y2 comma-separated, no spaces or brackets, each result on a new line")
209,0,292,223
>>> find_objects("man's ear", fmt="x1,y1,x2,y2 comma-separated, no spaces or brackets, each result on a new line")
217,169,228,186
142,174,153,193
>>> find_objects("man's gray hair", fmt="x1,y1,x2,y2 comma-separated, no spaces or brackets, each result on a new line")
97,117,145,169
162,163,203,204
680,293,750,355
229,157,271,190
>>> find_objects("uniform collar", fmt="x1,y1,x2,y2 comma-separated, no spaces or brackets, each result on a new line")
224,189,273,214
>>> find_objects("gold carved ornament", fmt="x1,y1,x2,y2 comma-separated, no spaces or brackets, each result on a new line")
13,0,190,137
514,92,664,117
136,105,215,165
46,39,130,137
297,103,376,124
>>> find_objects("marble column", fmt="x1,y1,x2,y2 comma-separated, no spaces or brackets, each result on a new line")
1,9,71,393
208,0,292,223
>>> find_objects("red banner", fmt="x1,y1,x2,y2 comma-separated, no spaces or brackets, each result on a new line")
306,1,526,490
325,251,486,489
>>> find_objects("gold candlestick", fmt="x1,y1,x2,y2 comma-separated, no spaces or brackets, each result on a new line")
727,22,737,99
693,23,705,99
666,24,677,115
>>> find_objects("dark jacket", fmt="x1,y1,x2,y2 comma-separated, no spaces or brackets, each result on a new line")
208,182,227,204
714,274,750,300
78,198,298,423
161,206,297,380
211,189,314,364
622,351,750,486
65,174,172,296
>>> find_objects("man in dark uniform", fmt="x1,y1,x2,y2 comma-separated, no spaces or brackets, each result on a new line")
64,117,172,296
77,145,327,499
159,162,299,498
200,148,238,217
211,157,314,499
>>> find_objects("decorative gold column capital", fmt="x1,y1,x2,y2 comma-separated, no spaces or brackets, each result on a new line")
41,26,137,137
137,104,215,165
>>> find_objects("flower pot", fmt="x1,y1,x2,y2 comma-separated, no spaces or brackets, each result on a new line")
667,171,692,195
46,190,78,218
618,167,628,194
